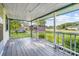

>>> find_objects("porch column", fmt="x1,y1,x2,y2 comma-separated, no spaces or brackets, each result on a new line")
30,21,32,38
54,13,56,47
8,19,10,39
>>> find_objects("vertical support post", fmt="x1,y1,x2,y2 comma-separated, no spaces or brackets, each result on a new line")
36,23,37,40
54,13,56,47
36,20,38,39
57,33,59,45
8,19,10,39
31,21,32,39
74,34,76,52
62,33,64,46
36,20,38,40
70,34,72,50
44,20,46,40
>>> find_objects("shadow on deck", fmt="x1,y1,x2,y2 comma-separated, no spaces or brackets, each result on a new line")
2,38,71,56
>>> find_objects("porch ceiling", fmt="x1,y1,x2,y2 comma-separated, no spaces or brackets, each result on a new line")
4,3,70,21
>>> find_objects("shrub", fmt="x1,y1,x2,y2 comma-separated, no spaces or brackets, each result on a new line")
39,33,45,39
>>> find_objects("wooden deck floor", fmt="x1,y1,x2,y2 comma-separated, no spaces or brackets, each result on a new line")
2,38,71,56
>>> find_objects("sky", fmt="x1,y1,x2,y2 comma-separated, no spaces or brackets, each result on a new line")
45,10,79,26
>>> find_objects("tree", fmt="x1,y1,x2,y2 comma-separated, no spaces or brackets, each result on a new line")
56,21,79,29
10,20,21,31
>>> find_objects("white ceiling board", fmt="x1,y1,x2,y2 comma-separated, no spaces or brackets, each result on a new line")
3,3,70,21
31,3,70,20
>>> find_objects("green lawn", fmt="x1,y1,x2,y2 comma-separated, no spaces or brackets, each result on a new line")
10,31,31,39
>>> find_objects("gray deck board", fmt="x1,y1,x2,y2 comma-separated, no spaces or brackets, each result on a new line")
31,43,46,56
22,45,31,56
16,40,23,56
12,41,17,56
2,38,71,56
2,40,11,56
31,43,47,56
6,43,12,56
32,43,51,56
26,44,39,56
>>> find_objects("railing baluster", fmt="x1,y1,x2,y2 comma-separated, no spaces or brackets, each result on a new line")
70,34,72,50
62,33,64,46
74,34,76,52
56,32,59,45
55,32,78,55
58,33,59,45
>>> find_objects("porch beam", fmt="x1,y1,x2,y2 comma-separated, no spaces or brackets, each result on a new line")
8,18,30,22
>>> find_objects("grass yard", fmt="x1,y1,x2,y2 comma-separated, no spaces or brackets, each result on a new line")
10,31,31,39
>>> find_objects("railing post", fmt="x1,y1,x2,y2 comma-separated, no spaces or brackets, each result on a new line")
62,33,64,46
36,24,37,40
70,34,72,50
74,34,76,52
8,19,10,39
31,21,32,39
57,32,59,45
36,20,38,40
54,13,56,47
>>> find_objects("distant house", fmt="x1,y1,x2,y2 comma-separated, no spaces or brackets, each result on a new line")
15,24,26,33
65,26,79,31
15,27,26,33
